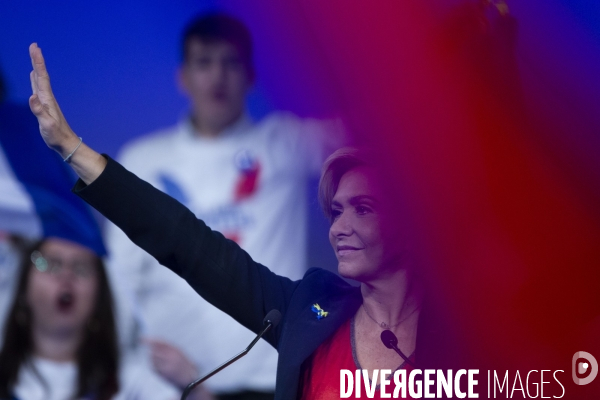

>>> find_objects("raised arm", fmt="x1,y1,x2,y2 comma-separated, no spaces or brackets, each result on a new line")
28,43,106,183
26,43,297,345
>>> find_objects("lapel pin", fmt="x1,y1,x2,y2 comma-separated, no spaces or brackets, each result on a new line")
311,303,329,320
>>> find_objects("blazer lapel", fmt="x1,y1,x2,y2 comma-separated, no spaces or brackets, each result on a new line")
275,285,362,399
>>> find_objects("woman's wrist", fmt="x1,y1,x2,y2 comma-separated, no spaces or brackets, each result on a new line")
68,144,107,185
51,131,80,159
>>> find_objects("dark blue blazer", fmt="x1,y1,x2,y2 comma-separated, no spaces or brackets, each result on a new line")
74,157,448,400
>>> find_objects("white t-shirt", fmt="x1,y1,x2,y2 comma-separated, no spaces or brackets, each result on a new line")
13,355,179,400
0,233,20,348
106,112,344,393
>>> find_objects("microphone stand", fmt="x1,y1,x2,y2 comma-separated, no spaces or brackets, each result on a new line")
181,312,280,400
381,329,418,368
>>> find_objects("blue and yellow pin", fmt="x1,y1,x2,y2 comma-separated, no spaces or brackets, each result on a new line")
311,303,329,320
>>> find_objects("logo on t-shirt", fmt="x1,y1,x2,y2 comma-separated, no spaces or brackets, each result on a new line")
233,149,261,202
157,173,254,245
159,174,189,205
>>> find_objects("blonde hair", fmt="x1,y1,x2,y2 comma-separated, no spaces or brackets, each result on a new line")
318,147,374,222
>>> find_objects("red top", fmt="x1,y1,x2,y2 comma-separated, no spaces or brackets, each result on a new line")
299,318,414,399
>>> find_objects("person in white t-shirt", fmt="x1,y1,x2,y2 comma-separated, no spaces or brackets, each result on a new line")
0,232,20,347
0,237,184,400
106,13,344,400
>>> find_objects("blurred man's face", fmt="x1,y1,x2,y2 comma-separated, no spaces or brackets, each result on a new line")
179,38,252,135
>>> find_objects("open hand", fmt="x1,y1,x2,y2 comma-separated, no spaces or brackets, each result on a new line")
28,43,80,157
28,43,106,183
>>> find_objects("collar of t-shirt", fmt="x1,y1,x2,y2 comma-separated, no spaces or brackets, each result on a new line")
13,357,80,400
178,112,253,142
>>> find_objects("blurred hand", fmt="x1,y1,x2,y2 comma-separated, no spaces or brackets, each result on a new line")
144,338,200,389
28,43,80,157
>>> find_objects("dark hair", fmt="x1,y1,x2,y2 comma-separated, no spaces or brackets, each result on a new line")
181,13,254,79
0,239,119,400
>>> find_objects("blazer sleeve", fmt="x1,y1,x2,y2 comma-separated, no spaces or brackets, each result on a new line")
73,156,298,349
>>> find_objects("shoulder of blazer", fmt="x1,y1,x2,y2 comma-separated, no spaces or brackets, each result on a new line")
281,267,362,343
302,267,355,290
273,267,362,399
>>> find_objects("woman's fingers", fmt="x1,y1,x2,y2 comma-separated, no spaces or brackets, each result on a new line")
27,42,78,153
29,93,43,116
28,44,58,122
28,70,46,118
29,43,53,99
29,70,37,96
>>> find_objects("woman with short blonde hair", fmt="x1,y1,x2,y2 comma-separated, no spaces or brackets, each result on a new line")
26,43,446,399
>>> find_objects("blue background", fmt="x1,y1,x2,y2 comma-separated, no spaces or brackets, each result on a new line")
0,0,341,157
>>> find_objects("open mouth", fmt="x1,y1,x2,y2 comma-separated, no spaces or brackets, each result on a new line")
57,292,75,312
212,89,229,102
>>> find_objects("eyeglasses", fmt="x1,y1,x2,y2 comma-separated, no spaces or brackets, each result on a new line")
30,250,96,279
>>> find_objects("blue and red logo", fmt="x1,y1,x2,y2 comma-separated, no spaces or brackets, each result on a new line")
234,149,261,202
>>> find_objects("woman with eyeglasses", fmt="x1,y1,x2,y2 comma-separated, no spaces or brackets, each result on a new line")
0,237,184,400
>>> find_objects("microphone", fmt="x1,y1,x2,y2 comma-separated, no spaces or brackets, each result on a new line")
380,330,418,368
181,310,282,400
